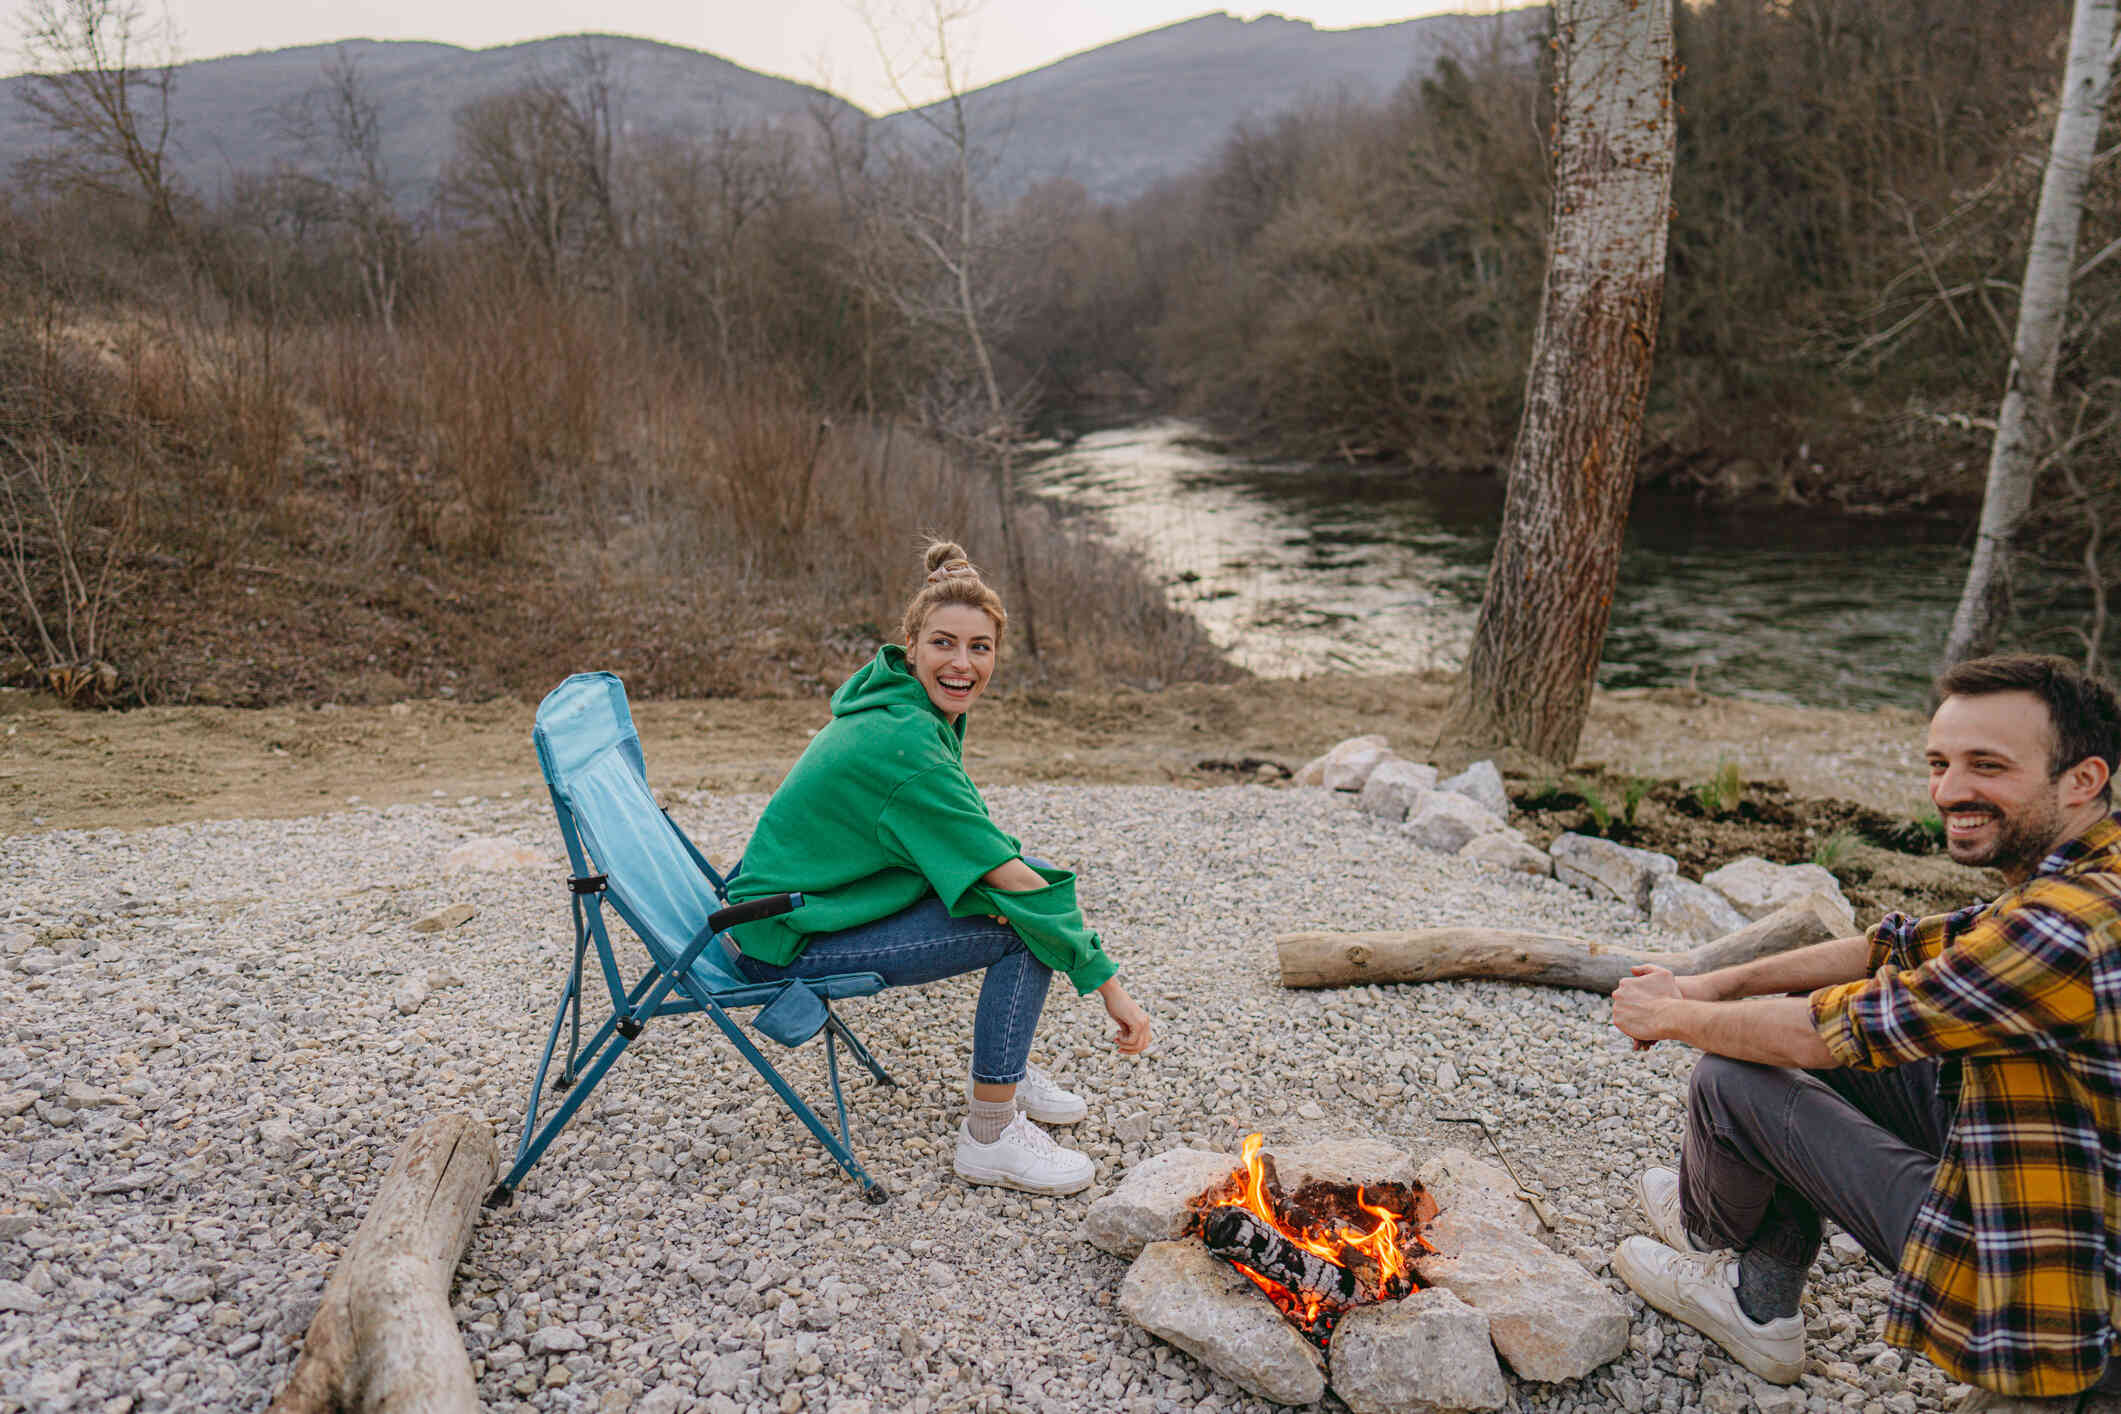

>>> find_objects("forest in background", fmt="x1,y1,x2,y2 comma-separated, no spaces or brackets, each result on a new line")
1,0,2115,708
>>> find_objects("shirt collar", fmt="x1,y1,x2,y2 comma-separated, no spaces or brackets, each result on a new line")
2034,809,2121,880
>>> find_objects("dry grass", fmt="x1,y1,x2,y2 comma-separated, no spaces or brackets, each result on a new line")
0,276,1234,706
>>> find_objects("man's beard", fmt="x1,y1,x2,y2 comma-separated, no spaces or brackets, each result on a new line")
1940,793,2066,878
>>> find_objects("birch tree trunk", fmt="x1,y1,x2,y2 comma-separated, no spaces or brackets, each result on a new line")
1940,0,2119,670
1438,0,1676,766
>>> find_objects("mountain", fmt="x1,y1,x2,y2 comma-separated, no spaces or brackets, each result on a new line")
883,8,1549,202
0,10,1546,208
0,33,864,201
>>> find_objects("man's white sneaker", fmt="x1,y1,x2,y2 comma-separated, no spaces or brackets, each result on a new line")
1638,1167,1709,1253
1611,1237,1804,1385
953,1113,1095,1195
967,1062,1088,1124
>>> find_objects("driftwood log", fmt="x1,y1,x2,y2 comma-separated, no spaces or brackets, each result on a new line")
268,1113,498,1414
1275,893,1849,994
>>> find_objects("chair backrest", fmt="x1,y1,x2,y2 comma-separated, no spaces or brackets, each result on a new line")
533,673,748,992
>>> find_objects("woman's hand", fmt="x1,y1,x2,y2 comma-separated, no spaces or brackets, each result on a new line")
1098,979,1152,1055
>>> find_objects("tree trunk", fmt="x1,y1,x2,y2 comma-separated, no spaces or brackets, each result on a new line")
1438,0,1677,766
1275,894,1846,993
268,1114,497,1414
1940,0,2119,669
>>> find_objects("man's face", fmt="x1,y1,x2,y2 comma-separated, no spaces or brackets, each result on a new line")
1926,690,2070,880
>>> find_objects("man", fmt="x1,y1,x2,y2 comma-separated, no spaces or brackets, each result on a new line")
1610,654,2121,1414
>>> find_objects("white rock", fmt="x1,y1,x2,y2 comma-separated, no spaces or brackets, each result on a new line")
1550,833,1679,916
411,902,475,934
1702,857,1854,926
162,1274,213,1303
393,976,431,1016
1648,875,1751,942
1084,1149,1240,1259
637,1386,687,1414
1458,833,1553,877
442,837,548,873
0,1278,43,1312
1118,1240,1326,1406
1439,760,1509,819
1294,735,1389,788
1406,792,1510,853
1330,1287,1509,1414
1321,738,1396,793
257,1118,300,1160
1414,1209,1628,1382
1415,1147,1542,1236
1356,758,1437,822
1267,1137,1420,1192
530,1325,588,1356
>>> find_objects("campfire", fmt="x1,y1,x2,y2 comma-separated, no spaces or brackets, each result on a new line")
1188,1133,1438,1348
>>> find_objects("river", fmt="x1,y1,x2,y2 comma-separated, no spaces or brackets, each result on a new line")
1024,419,2078,714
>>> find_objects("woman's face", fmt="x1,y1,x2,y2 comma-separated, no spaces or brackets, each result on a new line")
906,603,999,721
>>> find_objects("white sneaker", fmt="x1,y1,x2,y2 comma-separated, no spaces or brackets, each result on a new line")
1611,1237,1804,1384
953,1113,1094,1195
1014,1062,1087,1125
1638,1167,1710,1253
967,1062,1088,1125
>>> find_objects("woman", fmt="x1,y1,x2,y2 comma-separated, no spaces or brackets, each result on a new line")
723,540,1153,1195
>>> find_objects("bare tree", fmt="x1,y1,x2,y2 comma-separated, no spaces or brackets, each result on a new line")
855,0,1044,658
1438,0,1677,765
11,0,184,241
277,47,412,332
1941,0,2119,668
438,44,622,285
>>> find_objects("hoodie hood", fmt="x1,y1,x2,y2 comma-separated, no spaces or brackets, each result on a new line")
830,644,966,740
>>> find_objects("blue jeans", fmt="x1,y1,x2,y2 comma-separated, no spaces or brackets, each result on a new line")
730,878,1055,1087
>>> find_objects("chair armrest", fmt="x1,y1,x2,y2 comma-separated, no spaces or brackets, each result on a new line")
708,892,805,934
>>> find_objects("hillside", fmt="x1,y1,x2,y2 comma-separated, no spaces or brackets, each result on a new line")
0,9,1547,206
0,33,864,201
886,8,1549,201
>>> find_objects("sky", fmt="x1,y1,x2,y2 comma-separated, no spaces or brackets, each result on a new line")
123,1,1511,114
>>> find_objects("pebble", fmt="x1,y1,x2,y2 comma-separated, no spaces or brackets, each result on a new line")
0,785,1963,1412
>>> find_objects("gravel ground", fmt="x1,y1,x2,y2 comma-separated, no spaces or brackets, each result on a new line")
0,784,1971,1414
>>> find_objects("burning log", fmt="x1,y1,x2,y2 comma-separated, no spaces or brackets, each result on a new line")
1273,894,1845,993
1200,1206,1362,1307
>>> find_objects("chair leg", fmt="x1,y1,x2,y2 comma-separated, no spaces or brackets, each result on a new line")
492,1013,637,1203
826,1010,896,1088
701,1006,888,1203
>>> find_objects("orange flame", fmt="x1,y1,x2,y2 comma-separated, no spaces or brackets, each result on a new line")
1210,1132,1418,1304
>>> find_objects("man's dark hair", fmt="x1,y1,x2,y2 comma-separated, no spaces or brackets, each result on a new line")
1935,653,2121,793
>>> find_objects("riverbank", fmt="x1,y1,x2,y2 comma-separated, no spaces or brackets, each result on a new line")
1,673,1934,837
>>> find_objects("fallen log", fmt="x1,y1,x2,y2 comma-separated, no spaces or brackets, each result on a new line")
1275,893,1848,994
269,1113,498,1414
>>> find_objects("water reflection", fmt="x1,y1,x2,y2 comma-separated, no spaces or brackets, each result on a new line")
1026,419,2015,712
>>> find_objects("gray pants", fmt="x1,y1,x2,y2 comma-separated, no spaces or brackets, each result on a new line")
1681,1054,2121,1393
1680,1054,1949,1272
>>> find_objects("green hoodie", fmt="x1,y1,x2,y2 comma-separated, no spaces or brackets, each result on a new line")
727,645,1117,995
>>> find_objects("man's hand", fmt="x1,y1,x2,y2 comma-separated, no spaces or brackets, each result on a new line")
1099,979,1152,1055
1612,964,1686,1047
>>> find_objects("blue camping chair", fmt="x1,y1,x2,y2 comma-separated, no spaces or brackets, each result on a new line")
488,672,897,1208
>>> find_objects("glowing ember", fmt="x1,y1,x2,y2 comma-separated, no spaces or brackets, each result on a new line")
1190,1134,1436,1347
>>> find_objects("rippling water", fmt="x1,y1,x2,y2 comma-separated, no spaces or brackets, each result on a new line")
1025,420,2064,713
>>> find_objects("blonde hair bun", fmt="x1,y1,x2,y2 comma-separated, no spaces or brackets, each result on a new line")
901,537,1007,644
923,540,972,577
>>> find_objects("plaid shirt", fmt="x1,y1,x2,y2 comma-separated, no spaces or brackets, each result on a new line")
1811,811,2121,1396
